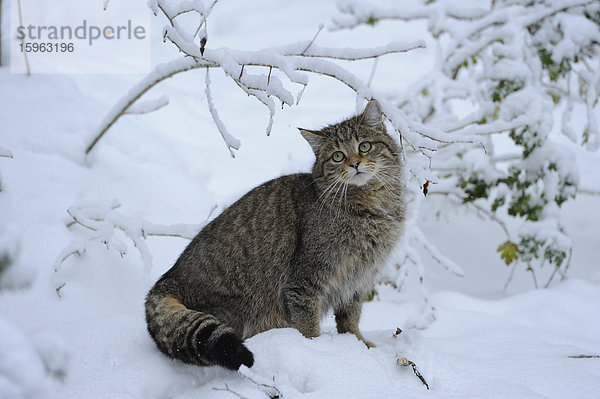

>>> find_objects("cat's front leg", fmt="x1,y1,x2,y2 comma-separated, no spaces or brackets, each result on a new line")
335,296,375,348
284,288,321,338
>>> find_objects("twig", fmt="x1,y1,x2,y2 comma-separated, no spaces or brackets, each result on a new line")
503,261,518,292
53,248,84,272
397,357,430,390
66,209,97,231
544,264,562,289
367,57,379,87
212,383,249,399
301,23,324,55
568,354,600,359
55,283,66,298
0,147,13,159
559,247,573,281
526,262,539,289
429,191,511,239
239,374,283,399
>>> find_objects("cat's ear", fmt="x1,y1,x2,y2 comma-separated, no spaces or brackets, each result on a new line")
360,99,383,127
299,128,327,155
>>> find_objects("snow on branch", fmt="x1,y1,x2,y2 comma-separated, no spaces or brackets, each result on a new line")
125,96,169,115
55,201,215,276
204,68,240,157
85,0,483,159
86,57,214,155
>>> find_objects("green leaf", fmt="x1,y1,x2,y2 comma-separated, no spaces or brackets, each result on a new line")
497,241,519,266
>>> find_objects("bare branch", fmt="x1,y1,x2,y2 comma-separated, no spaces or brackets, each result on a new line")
301,23,325,55
397,357,430,390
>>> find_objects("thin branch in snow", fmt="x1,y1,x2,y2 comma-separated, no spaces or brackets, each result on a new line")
526,262,539,289
55,283,66,298
429,191,511,240
0,147,13,158
567,354,600,359
212,384,249,399
559,247,573,282
205,67,241,157
503,261,518,292
397,357,430,390
53,241,86,273
239,374,283,399
413,228,464,277
367,57,379,88
301,23,324,55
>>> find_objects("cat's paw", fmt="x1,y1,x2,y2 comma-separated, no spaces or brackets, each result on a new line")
364,340,376,349
211,333,254,370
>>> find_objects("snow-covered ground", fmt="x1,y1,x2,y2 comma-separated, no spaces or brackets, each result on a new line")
1,1,600,398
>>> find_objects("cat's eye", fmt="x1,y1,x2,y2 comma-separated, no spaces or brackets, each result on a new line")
332,151,345,162
359,141,372,153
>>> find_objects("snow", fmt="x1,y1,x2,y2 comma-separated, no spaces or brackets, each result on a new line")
1,0,600,398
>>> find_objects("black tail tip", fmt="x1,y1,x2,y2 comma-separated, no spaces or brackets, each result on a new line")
212,333,254,370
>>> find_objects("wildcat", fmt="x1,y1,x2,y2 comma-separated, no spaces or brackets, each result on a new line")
145,100,406,370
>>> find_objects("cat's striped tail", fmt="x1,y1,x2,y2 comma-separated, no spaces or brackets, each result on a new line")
145,288,254,370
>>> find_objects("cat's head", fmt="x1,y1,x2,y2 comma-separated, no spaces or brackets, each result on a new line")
299,100,401,190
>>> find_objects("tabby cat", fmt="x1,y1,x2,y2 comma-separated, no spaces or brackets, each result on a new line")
145,100,406,370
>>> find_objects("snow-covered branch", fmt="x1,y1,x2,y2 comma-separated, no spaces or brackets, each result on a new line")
125,96,169,115
56,201,215,276
86,0,486,159
0,146,13,158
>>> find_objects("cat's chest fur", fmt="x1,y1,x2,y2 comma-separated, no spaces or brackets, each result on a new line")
320,210,404,310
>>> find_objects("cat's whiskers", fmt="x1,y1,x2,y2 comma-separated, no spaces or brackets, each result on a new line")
335,179,350,220
373,170,403,201
316,176,345,215
330,173,347,207
315,176,342,205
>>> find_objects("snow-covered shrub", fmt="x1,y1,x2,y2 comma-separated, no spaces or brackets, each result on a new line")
334,0,600,288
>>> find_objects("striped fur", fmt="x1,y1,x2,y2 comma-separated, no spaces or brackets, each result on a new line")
145,288,253,369
145,100,406,370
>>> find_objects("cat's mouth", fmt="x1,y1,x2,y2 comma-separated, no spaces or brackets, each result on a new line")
348,169,373,186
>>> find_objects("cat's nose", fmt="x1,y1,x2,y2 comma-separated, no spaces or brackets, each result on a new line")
349,160,360,170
